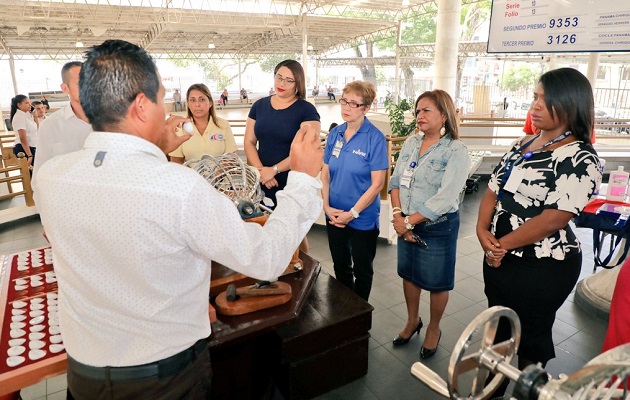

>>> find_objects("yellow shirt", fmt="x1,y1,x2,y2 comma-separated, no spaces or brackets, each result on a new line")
169,117,237,161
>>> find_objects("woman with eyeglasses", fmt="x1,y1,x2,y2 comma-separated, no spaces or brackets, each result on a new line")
477,68,601,398
322,81,388,301
388,90,469,359
244,59,320,209
170,83,236,164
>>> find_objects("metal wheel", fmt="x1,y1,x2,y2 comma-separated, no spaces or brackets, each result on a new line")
448,306,521,400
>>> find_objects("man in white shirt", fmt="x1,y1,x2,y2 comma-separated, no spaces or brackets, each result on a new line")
32,101,47,122
32,61,92,181
34,40,323,400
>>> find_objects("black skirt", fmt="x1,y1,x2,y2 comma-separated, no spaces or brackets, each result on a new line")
483,251,581,364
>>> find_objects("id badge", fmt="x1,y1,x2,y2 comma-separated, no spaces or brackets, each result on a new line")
504,165,525,193
332,140,343,158
400,168,413,188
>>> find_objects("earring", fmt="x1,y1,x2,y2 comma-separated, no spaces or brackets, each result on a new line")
440,125,446,137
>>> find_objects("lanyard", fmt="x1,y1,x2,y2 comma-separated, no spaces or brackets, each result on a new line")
498,131,572,200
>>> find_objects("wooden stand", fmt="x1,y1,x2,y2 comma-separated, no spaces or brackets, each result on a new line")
214,282,292,316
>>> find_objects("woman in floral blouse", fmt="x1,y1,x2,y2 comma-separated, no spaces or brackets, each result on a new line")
476,68,602,397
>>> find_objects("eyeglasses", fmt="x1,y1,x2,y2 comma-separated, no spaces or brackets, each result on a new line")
339,98,366,108
410,233,429,249
274,74,296,85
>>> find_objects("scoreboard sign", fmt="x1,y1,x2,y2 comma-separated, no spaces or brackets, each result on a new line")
488,0,630,53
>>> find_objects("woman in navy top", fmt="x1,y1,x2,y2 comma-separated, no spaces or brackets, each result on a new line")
244,60,320,208
322,81,388,301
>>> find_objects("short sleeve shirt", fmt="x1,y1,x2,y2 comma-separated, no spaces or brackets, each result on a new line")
169,117,237,160
488,139,601,260
324,117,389,230
12,109,38,147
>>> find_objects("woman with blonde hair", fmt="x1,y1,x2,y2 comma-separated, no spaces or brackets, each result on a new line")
170,83,236,164
322,81,388,301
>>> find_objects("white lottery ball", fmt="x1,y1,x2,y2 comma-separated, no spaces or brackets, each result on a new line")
183,122,193,134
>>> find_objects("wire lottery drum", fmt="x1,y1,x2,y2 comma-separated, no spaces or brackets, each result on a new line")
186,153,302,272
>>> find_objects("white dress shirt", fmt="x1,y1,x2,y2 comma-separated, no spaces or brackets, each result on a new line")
11,109,38,147
34,131,322,367
32,104,93,181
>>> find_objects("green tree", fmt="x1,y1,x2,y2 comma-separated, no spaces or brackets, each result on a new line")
502,64,538,92
375,10,437,98
258,54,298,73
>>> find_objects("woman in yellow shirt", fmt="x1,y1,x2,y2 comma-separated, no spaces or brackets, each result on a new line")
170,83,236,164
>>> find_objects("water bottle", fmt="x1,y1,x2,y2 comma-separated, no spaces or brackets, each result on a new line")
606,166,629,201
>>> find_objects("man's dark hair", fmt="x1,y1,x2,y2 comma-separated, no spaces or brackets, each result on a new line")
32,100,43,106
61,61,83,84
79,40,159,131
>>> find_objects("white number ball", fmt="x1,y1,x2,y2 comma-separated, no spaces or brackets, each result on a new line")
183,122,193,133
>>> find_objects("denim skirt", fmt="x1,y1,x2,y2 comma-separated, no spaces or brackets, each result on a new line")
397,211,459,291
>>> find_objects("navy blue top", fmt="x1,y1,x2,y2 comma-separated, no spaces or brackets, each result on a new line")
324,117,389,230
249,96,320,205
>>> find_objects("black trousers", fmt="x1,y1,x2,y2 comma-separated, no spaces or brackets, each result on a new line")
13,144,35,176
326,221,379,301
67,343,212,400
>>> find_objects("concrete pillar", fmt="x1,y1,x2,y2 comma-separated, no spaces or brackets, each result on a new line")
302,13,308,82
394,21,402,103
433,0,461,98
586,52,600,90
9,55,18,96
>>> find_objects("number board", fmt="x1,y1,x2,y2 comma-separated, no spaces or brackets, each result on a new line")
488,0,630,53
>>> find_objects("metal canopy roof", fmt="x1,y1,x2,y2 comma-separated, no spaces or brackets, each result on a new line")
0,0,437,60
0,0,627,64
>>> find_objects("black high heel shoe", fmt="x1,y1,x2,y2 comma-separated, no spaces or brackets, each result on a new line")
420,330,442,359
392,318,423,346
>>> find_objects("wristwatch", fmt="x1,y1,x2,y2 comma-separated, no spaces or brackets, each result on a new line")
404,216,415,230
350,207,359,219
273,165,279,175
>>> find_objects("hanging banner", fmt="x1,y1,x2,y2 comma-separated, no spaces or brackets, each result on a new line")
487,0,630,53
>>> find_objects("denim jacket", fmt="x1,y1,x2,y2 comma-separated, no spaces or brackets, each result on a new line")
388,133,470,221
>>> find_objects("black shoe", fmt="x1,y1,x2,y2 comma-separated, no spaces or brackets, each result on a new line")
392,318,423,346
420,330,442,359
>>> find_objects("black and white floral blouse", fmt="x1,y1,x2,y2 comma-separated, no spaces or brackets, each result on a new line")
488,139,602,260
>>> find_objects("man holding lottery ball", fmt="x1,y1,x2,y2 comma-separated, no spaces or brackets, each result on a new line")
34,40,323,400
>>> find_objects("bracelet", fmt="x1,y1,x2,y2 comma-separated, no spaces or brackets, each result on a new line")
392,207,402,212
392,210,402,215
273,165,279,174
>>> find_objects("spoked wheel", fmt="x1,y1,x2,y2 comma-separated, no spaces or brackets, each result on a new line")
448,306,521,400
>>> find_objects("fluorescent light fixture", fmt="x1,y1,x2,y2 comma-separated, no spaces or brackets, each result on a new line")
208,43,215,49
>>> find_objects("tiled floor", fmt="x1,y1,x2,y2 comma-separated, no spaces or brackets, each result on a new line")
2,179,609,400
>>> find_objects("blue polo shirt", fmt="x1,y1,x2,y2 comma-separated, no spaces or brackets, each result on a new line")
324,117,389,230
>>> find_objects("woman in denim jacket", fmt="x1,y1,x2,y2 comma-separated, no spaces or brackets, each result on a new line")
388,90,469,359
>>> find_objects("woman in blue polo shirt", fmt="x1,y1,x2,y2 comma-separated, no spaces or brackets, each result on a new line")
389,89,469,359
322,81,388,301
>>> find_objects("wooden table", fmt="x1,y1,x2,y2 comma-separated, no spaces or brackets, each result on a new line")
0,248,319,399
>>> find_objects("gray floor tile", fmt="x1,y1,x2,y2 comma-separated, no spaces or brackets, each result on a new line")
7,177,617,399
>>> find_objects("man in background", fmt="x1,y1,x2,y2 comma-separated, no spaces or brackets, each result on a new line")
32,100,47,122
172,88,183,112
32,61,92,180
